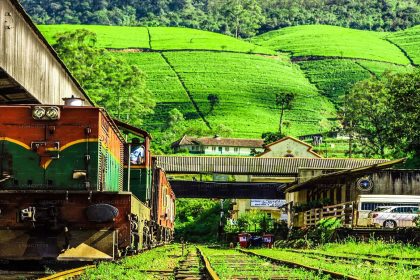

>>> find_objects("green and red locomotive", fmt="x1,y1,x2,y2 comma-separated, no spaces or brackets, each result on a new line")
0,104,175,260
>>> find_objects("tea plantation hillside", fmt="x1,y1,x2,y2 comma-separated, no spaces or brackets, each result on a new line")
40,25,336,139
298,59,412,106
251,25,411,65
39,25,275,54
39,24,418,143
387,25,420,65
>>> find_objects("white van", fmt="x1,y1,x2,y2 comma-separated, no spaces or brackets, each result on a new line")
355,195,420,227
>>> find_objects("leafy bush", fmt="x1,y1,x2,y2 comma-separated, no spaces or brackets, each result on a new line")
225,210,274,234
175,198,229,243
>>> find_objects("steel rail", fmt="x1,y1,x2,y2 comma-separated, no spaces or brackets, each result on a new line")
239,249,361,280
39,265,95,280
283,248,420,268
197,247,220,280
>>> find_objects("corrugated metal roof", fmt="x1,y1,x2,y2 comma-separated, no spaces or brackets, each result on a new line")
286,158,406,192
154,156,388,175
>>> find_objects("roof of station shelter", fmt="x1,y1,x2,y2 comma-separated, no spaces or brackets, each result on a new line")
285,158,406,193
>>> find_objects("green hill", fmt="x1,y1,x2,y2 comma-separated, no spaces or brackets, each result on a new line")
387,25,420,65
251,25,410,65
298,59,412,106
39,24,417,147
40,24,336,139
38,25,275,54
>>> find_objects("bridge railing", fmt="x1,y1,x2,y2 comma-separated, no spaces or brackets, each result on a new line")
303,202,355,227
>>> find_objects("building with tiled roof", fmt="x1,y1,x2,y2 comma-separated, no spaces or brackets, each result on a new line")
258,136,322,158
172,135,264,156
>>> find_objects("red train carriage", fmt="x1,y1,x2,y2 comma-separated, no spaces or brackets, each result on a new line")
152,168,176,243
0,105,174,260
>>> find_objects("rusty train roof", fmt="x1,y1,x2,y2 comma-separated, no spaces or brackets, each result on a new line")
153,156,389,175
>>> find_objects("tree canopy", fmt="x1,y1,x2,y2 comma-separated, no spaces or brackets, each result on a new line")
343,70,420,165
53,29,155,126
22,0,420,37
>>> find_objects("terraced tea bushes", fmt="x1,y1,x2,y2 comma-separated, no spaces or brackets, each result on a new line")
112,52,204,131
356,60,413,76
387,25,420,65
164,51,336,137
298,59,370,106
252,25,410,65
39,25,275,54
149,27,275,54
39,25,150,48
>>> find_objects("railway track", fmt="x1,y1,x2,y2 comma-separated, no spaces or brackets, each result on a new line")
0,270,47,280
199,247,360,280
283,248,420,268
39,265,95,280
239,249,360,280
0,261,94,280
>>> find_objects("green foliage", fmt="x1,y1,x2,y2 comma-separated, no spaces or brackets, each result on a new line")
207,94,220,114
39,25,275,54
298,59,371,107
24,0,420,36
216,0,265,38
313,218,342,244
387,25,420,65
261,131,285,145
225,210,273,233
163,51,336,138
53,29,155,126
344,70,420,162
414,214,420,228
175,199,224,242
81,245,183,279
276,92,295,134
356,60,413,76
39,25,150,48
253,247,420,279
252,25,410,64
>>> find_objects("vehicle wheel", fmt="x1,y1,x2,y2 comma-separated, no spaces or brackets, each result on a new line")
383,220,397,229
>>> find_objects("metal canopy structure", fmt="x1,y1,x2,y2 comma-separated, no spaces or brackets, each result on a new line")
155,156,388,175
0,0,93,105
170,180,286,199
0,68,37,104
285,158,405,193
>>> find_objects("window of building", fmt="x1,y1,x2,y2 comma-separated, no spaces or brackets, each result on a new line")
225,147,230,152
234,147,239,152
218,147,222,152
212,146,216,151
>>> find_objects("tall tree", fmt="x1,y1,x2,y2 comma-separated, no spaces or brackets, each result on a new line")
218,0,265,38
343,70,420,162
53,29,155,126
207,94,220,113
276,92,295,135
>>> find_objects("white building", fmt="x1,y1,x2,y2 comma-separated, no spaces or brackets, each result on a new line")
172,135,264,156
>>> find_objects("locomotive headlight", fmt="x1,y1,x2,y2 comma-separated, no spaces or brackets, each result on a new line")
46,107,60,120
32,106,60,120
32,106,46,119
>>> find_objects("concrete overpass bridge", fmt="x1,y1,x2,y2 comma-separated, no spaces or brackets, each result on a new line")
155,156,388,198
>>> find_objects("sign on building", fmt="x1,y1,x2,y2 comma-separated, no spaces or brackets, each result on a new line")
250,199,286,208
